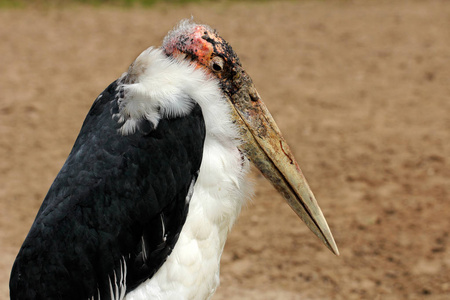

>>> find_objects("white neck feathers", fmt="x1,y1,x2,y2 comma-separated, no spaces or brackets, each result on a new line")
113,47,237,142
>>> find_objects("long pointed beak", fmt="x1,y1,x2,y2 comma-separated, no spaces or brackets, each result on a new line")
225,68,339,255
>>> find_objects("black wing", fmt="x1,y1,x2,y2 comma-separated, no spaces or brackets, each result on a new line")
10,81,206,300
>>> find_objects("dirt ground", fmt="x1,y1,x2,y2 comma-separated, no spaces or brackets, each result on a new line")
1,0,449,299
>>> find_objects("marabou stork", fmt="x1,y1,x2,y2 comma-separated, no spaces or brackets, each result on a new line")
10,20,338,300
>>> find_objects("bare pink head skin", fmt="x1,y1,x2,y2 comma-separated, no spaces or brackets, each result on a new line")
162,20,241,80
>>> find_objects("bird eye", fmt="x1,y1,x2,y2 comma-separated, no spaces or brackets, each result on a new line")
210,56,224,72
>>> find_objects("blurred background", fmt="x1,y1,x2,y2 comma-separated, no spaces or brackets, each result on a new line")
1,0,449,299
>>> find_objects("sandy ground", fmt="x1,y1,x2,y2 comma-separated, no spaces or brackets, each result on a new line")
1,0,449,299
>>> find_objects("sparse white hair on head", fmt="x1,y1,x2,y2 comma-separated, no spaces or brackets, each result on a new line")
162,18,215,55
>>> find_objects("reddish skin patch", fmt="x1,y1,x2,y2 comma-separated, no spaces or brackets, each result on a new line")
163,25,241,76
186,26,215,66
164,26,214,68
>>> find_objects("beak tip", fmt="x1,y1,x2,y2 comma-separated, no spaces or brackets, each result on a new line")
328,239,340,256
317,223,339,256
320,219,339,256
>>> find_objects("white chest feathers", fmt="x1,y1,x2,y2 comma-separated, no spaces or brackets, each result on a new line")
126,137,251,300
119,47,252,299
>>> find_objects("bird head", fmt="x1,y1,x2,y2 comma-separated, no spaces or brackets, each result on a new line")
163,20,339,255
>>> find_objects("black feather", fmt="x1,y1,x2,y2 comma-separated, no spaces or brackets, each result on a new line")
10,81,206,300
